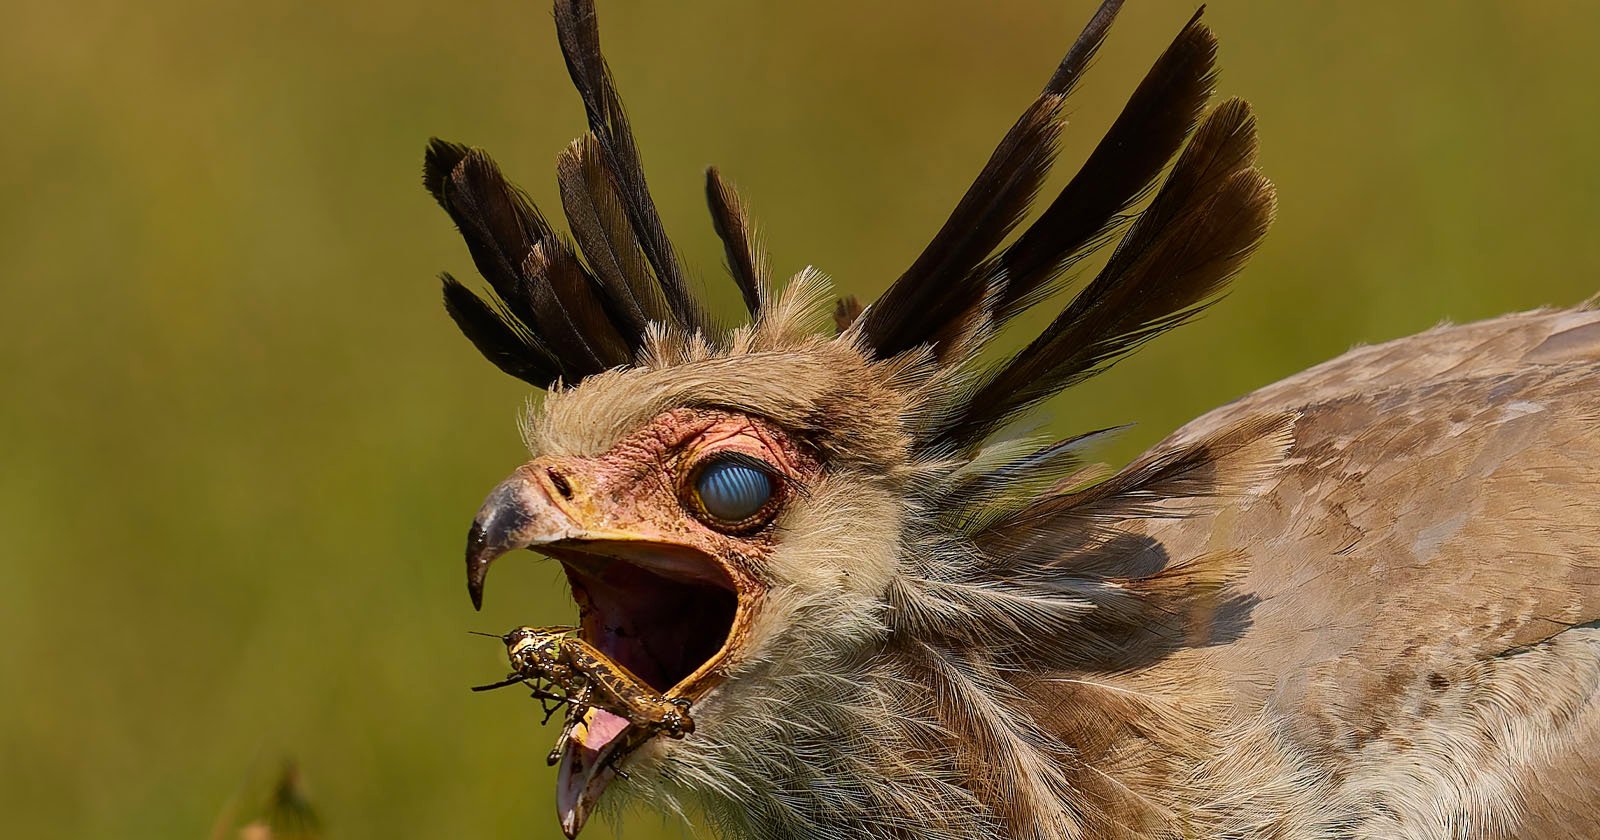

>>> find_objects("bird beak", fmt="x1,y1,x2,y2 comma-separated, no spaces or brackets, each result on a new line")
555,706,638,838
465,469,582,610
464,468,623,837
465,462,752,837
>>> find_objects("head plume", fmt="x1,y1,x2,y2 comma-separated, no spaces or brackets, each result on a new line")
426,0,1274,460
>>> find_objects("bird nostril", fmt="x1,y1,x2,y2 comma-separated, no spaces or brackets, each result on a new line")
547,467,574,500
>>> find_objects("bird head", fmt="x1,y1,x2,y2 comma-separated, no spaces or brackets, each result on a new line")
462,290,929,834
428,1,1282,836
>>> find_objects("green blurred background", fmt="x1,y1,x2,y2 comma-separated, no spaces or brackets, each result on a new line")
3,0,1597,837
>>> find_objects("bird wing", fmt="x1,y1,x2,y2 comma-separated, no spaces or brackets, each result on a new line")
1153,304,1600,669
1117,303,1600,834
1171,302,1600,442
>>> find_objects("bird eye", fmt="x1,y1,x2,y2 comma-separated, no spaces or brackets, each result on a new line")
691,455,777,529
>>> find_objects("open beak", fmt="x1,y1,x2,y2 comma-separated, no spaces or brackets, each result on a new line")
465,466,754,837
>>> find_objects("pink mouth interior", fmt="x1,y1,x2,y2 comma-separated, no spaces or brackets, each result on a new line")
549,544,737,834
562,548,737,693
584,708,629,750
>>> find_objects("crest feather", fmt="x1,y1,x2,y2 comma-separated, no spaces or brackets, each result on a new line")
425,0,1274,464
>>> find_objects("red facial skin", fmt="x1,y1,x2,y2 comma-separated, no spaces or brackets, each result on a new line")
522,407,818,593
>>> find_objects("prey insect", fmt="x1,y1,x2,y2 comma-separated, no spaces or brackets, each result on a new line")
470,626,579,723
472,625,695,772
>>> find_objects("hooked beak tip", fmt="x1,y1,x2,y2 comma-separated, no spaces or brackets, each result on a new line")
466,520,492,610
464,473,577,610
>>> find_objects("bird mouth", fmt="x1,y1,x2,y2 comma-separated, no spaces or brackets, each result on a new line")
525,539,754,837
542,540,744,699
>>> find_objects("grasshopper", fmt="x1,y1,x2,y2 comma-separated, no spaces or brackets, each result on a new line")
471,625,581,723
473,625,695,769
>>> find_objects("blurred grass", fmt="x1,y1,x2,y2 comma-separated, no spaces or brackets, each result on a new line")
2,1,1597,837
209,762,323,840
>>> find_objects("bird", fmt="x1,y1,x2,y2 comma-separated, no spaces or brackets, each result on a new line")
424,1,1600,837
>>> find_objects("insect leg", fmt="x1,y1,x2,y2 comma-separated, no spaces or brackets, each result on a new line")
538,690,567,725
598,743,634,780
470,674,527,693
548,682,595,766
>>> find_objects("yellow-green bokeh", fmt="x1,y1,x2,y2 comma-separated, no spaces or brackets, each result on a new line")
3,1,1597,837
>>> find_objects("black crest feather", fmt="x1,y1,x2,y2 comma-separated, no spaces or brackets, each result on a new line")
705,167,769,318
556,133,670,337
989,7,1218,325
551,0,708,334
440,272,561,386
934,98,1274,450
858,0,1128,362
426,0,1274,456
427,140,632,385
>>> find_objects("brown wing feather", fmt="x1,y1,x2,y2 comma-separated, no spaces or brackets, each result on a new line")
1000,306,1600,836
1111,306,1600,833
1161,309,1600,661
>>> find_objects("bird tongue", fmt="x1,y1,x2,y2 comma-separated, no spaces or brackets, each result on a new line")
555,708,630,838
